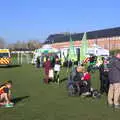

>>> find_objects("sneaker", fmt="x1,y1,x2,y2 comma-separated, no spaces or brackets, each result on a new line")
114,105,120,109
82,92,91,96
9,102,14,105
5,103,14,108
108,104,114,108
0,103,4,107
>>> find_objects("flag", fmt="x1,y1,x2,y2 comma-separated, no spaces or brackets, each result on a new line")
68,35,77,61
80,32,88,62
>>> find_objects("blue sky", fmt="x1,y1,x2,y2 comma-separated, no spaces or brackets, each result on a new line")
0,0,120,43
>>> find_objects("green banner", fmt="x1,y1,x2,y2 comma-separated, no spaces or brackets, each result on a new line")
80,32,88,62
68,35,77,61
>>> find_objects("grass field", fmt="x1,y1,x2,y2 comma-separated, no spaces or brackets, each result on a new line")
0,65,120,120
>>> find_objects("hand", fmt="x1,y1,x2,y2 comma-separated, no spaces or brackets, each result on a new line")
104,70,109,72
81,77,84,80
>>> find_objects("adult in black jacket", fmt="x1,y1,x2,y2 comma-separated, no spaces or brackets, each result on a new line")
99,60,109,94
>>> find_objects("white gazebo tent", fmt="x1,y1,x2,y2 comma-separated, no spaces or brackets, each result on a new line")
87,44,109,56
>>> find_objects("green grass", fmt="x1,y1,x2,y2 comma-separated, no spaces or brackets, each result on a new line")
0,65,120,120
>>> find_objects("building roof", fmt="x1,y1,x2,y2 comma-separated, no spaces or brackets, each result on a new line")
45,27,120,44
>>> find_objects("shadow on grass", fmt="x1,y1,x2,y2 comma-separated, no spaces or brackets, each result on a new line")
60,77,68,83
8,65,22,68
12,96,30,104
0,64,21,68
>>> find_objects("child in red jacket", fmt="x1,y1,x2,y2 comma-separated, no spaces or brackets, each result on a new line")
81,69,91,95
83,71,91,81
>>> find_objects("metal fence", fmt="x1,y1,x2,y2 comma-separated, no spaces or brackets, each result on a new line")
11,51,33,65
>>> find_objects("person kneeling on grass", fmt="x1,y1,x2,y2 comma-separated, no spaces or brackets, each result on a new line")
0,80,14,107
68,66,84,95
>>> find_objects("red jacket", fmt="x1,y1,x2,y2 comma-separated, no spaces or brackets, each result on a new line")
83,73,91,81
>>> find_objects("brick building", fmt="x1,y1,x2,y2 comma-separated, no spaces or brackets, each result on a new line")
45,27,120,50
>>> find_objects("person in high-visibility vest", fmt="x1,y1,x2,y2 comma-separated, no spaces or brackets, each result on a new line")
61,58,65,67
43,56,46,63
96,56,103,67
0,80,14,107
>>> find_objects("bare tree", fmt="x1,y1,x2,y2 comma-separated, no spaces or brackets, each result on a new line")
7,43,15,50
27,40,42,49
14,41,22,49
21,41,28,49
7,40,42,50
0,37,6,48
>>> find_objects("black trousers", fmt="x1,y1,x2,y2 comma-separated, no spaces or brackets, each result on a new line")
54,71,60,83
81,81,91,93
100,75,109,94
